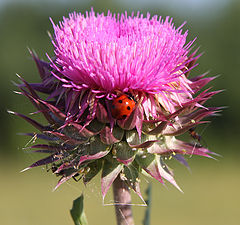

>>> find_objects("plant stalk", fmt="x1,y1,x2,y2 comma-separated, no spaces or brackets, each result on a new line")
113,175,135,225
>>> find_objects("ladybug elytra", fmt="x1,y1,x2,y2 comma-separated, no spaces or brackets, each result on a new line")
111,94,136,120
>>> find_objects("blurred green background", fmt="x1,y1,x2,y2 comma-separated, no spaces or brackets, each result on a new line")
0,0,239,224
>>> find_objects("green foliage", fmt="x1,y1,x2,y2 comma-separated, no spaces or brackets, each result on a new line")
70,194,88,225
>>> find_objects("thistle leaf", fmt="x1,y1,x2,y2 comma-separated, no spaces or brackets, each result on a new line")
70,194,88,225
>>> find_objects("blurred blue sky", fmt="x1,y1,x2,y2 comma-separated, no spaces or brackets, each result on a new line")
0,0,231,17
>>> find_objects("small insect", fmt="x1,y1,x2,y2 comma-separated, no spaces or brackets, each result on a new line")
189,126,208,148
189,127,201,143
111,94,136,120
188,127,209,157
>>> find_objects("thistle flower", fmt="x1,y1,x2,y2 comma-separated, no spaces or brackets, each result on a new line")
13,9,219,200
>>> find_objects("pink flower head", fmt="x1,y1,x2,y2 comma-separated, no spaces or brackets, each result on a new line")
50,9,195,113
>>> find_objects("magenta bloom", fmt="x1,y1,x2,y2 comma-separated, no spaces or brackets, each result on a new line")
13,9,219,199
51,10,195,114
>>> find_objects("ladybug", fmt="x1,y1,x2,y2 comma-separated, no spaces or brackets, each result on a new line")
111,94,136,120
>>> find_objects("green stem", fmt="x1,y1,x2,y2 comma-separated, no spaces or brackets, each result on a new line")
113,175,135,225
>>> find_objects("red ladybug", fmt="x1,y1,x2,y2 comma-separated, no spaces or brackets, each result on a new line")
111,94,136,120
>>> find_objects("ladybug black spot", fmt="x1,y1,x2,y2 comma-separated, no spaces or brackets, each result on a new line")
118,100,123,103
126,106,131,110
